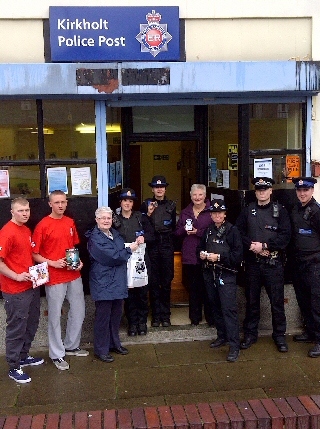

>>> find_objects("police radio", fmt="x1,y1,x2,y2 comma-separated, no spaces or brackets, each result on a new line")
303,206,312,220
272,202,279,218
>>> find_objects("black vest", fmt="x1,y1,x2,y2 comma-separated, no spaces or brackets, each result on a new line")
148,199,175,234
247,202,280,243
291,201,320,257
205,221,232,255
116,212,143,242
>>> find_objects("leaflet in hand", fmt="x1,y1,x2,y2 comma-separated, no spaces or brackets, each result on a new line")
29,262,49,288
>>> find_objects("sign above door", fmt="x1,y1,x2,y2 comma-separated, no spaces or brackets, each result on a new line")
49,6,180,62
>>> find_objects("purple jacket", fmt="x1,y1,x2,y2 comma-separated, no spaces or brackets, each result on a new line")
175,200,212,265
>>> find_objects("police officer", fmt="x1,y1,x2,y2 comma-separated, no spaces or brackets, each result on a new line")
198,199,243,362
112,188,155,336
236,177,291,352
290,177,320,357
140,176,176,327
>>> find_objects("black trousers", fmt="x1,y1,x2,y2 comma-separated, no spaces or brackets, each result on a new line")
94,299,123,355
183,264,214,325
203,269,240,348
293,259,320,342
124,285,149,327
3,287,40,370
243,260,286,341
148,237,174,321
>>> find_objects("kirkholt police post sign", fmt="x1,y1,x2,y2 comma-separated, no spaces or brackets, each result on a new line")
49,6,180,62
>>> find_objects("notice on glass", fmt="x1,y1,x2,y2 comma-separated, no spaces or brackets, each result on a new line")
47,167,68,194
0,170,10,198
253,158,273,178
109,162,116,189
116,160,122,186
70,167,92,195
216,169,230,188
209,158,217,183
285,155,300,182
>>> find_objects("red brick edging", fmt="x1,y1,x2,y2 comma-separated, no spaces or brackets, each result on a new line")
1,395,320,428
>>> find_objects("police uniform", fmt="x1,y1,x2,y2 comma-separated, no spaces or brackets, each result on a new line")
290,177,320,357
236,177,291,352
113,188,155,336
140,176,176,327
198,200,243,362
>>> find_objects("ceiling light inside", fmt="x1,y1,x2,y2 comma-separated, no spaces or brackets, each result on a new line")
75,123,121,133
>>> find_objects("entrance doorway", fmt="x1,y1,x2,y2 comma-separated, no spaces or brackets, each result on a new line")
129,140,198,213
129,140,198,304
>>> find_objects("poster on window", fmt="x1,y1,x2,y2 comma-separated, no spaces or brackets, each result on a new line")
208,158,217,183
116,161,122,186
109,162,116,189
228,144,238,170
47,167,68,194
285,155,300,182
70,167,92,195
216,169,230,188
0,170,10,198
253,158,273,178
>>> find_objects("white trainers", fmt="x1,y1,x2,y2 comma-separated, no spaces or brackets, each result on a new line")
52,358,69,370
65,347,89,357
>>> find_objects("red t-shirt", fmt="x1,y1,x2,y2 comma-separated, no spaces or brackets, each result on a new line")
32,215,81,286
0,221,33,294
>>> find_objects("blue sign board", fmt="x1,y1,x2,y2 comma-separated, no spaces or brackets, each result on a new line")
49,6,180,62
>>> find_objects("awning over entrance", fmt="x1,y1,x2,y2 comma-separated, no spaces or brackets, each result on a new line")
0,61,319,102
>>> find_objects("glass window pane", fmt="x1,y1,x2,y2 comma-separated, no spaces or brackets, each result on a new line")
249,154,302,189
0,100,38,161
132,106,194,133
208,105,238,190
4,166,41,198
42,100,96,160
250,103,303,150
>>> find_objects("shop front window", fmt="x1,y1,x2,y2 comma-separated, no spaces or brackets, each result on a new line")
208,103,304,190
0,100,38,162
249,103,303,188
0,99,97,198
42,100,96,161
106,106,122,194
208,105,238,190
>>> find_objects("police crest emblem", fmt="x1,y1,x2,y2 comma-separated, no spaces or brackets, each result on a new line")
136,10,173,57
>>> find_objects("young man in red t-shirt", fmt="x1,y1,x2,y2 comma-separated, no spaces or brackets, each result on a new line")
32,190,88,371
0,197,44,383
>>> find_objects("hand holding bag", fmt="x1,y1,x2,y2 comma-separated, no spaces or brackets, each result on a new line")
126,243,148,288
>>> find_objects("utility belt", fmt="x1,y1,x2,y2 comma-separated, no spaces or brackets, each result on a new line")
203,261,238,274
256,251,280,266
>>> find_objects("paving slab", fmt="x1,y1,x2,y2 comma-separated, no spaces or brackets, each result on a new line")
1,335,320,418
117,364,212,399
165,388,268,406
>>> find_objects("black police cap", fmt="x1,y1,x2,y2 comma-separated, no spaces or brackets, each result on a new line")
148,175,169,187
292,177,317,188
251,177,275,189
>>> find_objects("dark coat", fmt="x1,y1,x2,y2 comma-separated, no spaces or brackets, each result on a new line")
175,200,212,265
85,226,132,301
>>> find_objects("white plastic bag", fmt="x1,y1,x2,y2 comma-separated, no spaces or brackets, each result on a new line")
126,243,148,288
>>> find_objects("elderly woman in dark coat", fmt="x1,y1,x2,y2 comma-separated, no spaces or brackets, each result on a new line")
86,206,138,363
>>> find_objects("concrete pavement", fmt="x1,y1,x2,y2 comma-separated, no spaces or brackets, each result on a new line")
1,332,320,417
